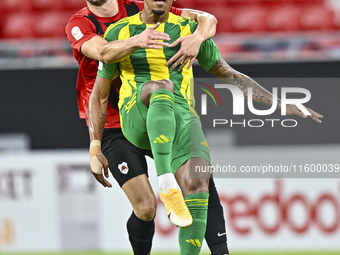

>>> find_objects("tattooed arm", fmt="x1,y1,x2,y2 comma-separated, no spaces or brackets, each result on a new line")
88,75,112,187
209,58,323,123
209,58,275,107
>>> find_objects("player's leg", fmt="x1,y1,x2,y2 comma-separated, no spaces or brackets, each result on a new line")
171,111,211,255
101,128,156,255
123,174,156,255
175,157,211,255
141,79,175,180
205,176,230,255
140,79,192,227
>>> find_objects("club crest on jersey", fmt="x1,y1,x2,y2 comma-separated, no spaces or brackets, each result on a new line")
71,26,84,40
118,162,129,174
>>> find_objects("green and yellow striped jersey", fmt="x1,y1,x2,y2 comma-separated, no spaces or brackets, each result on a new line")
97,12,221,110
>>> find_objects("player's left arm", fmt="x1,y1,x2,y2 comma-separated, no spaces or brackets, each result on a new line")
181,9,217,40
208,58,323,123
167,9,217,71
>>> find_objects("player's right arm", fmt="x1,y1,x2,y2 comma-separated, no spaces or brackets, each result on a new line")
98,23,170,64
82,27,169,64
66,15,170,64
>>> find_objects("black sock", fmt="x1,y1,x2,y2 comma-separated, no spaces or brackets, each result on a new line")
126,211,155,255
205,177,230,255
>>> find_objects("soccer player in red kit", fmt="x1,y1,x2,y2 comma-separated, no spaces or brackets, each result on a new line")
66,0,230,254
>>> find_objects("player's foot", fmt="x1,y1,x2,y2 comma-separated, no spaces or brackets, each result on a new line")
160,188,193,227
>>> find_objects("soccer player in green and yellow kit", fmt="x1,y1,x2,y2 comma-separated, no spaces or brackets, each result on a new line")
89,8,217,252
88,0,323,254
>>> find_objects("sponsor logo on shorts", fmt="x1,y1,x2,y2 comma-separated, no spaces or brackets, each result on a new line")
200,140,209,149
217,232,226,237
118,162,129,174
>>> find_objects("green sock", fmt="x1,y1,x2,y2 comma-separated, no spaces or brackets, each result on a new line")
147,89,175,176
178,192,209,255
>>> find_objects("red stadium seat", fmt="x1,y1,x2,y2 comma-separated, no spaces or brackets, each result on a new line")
261,0,293,6
195,0,228,8
200,6,234,33
293,0,324,5
228,0,261,6
32,0,64,11
172,0,196,9
63,0,87,11
266,5,300,31
299,5,334,31
217,44,243,57
2,13,36,39
231,6,267,32
34,12,72,38
333,9,340,29
0,0,33,12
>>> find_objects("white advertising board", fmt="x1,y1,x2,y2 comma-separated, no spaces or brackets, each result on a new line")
0,145,339,252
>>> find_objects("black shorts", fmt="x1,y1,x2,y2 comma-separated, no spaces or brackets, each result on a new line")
101,128,153,187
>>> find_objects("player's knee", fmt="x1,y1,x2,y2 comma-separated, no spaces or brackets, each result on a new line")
144,79,174,93
156,79,174,93
141,79,174,106
134,199,157,221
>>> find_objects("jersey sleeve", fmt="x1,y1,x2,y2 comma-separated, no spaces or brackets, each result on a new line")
97,22,124,80
196,39,222,72
97,61,119,80
66,15,98,52
170,6,183,16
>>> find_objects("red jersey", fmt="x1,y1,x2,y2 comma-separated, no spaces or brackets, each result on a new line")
66,0,182,128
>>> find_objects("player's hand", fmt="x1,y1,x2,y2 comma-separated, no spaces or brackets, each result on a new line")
136,22,170,49
166,33,204,71
90,153,112,188
285,104,323,123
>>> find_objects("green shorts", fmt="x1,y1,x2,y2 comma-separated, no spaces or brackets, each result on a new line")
119,84,210,174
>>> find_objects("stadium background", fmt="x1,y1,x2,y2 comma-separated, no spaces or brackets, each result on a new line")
1,0,340,254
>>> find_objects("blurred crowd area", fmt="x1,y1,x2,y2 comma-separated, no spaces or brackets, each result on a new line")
1,0,340,67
